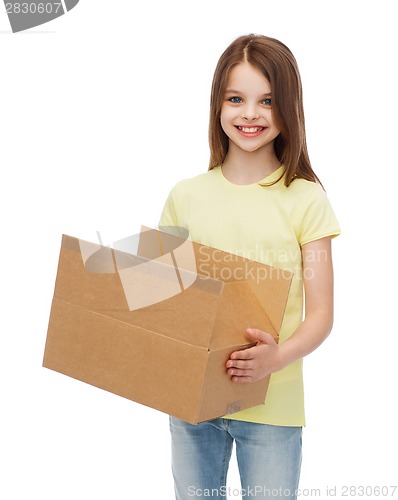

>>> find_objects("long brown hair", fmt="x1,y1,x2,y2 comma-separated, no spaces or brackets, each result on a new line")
208,34,322,187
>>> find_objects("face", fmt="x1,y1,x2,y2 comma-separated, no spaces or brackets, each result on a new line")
220,62,280,154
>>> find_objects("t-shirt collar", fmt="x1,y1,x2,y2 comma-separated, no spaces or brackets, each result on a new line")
257,165,285,186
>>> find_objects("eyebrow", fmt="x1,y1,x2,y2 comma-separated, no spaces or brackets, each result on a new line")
225,89,272,96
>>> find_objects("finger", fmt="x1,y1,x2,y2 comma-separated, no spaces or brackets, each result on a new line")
246,328,275,344
230,374,255,383
229,347,254,361
226,358,252,370
227,367,252,377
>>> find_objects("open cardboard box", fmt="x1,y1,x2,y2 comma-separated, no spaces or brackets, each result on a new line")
43,227,292,424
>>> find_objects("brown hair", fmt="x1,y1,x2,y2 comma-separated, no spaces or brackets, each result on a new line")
208,34,322,187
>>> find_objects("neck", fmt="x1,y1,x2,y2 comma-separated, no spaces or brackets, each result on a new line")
221,144,281,185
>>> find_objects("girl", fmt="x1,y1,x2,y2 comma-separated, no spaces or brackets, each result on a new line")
159,34,340,500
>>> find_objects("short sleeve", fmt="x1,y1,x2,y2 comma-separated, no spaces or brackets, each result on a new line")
297,184,341,246
158,187,179,228
158,185,189,238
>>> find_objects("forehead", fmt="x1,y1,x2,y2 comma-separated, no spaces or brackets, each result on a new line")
226,62,271,93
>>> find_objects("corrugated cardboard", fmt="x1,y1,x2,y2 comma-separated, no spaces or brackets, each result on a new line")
43,228,293,424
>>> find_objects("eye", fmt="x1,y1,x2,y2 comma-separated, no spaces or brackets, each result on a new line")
261,98,272,107
228,96,242,103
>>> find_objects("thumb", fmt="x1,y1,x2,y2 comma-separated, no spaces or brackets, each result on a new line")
246,328,276,345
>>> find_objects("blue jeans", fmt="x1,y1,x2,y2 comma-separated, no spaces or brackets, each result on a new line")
170,416,302,500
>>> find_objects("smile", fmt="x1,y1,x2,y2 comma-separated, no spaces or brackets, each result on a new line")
235,125,266,136
237,126,264,132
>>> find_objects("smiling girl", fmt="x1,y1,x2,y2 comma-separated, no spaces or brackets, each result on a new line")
159,34,340,500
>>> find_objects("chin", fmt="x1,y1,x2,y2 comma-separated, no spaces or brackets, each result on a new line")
238,145,264,153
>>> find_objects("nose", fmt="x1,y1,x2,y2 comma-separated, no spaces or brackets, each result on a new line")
241,103,260,121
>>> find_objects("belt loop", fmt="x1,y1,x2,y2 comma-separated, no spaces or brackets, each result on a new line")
222,418,230,431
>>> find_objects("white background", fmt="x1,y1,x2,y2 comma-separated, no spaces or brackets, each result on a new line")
1,1,397,499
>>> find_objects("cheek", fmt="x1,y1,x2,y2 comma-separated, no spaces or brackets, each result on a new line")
266,109,276,125
220,106,235,133
219,110,229,134
269,110,281,133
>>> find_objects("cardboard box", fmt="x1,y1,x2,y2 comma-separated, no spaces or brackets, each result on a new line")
43,228,292,424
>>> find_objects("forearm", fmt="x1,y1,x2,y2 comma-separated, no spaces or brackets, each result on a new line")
276,309,333,371
227,237,336,383
277,236,335,370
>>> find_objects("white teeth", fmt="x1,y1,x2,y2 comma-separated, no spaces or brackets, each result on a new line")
238,126,264,133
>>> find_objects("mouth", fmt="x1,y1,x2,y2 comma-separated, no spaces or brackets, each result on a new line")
235,126,266,136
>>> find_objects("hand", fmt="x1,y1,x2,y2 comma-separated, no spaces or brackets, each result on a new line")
226,328,281,383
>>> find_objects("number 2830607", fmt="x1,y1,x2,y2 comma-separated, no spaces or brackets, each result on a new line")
5,3,63,14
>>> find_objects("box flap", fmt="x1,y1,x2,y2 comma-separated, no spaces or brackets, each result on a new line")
247,268,292,335
56,235,224,349
141,228,292,345
208,281,277,350
57,231,292,351
190,240,293,346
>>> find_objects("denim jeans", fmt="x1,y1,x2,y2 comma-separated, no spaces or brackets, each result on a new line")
170,416,302,500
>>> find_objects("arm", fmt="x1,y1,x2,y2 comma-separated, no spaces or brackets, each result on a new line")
226,236,335,383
